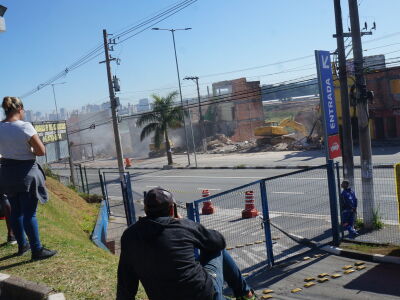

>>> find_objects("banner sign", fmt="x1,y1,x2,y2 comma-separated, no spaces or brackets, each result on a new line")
315,50,339,136
32,121,67,144
315,50,341,160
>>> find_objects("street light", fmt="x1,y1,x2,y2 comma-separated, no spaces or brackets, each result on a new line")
50,82,66,162
0,5,7,32
152,27,193,166
51,82,66,122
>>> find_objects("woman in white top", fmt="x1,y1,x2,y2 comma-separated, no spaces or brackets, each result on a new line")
0,97,56,260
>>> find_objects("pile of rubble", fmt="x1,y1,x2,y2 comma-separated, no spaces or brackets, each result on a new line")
206,134,256,154
206,133,321,154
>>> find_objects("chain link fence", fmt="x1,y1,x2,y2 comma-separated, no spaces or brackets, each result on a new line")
338,164,400,245
187,163,339,271
264,166,334,262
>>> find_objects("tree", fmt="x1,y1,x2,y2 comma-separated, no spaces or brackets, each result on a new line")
136,91,184,165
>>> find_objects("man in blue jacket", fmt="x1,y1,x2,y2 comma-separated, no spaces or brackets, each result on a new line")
117,187,256,300
341,180,358,238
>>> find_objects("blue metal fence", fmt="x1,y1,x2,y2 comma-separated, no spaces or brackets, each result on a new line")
99,171,136,226
187,161,340,271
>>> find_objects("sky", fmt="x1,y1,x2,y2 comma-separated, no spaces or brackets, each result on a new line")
1,0,400,114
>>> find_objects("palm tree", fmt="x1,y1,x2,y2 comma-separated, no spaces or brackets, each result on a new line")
137,91,184,165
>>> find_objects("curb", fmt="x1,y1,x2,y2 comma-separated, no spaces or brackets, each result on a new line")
85,165,320,170
320,245,400,265
54,164,395,171
0,272,65,300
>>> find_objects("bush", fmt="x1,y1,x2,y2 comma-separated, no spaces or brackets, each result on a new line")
354,208,384,231
79,193,103,203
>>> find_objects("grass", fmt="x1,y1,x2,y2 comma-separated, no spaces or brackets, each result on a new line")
0,177,147,300
341,241,400,257
355,208,384,231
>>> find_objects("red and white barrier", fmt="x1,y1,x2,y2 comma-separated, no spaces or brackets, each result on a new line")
242,190,259,218
201,189,215,215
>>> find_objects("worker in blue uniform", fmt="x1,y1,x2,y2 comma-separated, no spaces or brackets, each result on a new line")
340,180,359,238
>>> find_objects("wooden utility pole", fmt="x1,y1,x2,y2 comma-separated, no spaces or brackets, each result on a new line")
348,0,375,228
333,0,355,187
102,29,125,175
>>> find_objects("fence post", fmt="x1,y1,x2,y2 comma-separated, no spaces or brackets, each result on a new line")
99,170,110,216
259,180,275,267
186,202,200,259
194,202,201,223
84,166,90,194
78,164,86,194
327,160,340,246
120,174,131,226
335,162,345,239
186,202,195,221
125,173,136,225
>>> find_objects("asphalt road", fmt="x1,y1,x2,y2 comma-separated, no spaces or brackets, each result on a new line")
53,167,400,268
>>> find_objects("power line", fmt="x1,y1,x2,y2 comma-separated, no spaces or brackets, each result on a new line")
19,0,197,100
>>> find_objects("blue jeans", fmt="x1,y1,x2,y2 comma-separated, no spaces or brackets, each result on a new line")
201,250,251,300
8,192,42,252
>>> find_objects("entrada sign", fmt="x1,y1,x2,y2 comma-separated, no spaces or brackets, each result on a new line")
315,50,341,160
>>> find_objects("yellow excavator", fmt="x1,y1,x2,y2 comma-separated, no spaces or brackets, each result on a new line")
254,118,307,137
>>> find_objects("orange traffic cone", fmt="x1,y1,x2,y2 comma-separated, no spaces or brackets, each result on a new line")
201,189,215,215
125,158,132,168
242,190,259,218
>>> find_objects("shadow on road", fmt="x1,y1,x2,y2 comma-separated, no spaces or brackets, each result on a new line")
243,249,326,290
343,263,400,297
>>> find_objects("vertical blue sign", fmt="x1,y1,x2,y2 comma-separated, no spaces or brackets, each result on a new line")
315,50,339,136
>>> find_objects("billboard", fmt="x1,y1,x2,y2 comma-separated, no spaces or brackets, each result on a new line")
32,121,67,144
315,50,341,160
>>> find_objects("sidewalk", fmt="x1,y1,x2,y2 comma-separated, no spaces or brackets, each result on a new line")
246,250,400,299
69,147,399,169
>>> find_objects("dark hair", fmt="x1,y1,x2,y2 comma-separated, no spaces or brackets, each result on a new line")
145,204,172,218
342,180,350,187
2,97,24,116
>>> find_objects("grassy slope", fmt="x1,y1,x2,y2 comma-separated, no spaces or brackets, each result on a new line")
0,178,146,300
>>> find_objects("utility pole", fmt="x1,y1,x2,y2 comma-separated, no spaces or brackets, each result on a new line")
101,29,125,175
348,0,374,228
186,100,198,167
184,76,207,153
333,0,355,188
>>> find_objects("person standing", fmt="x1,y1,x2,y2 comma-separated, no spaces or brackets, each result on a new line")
341,180,359,238
0,96,56,260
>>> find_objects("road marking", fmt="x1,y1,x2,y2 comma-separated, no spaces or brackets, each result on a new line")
272,191,305,195
382,195,397,198
269,211,331,220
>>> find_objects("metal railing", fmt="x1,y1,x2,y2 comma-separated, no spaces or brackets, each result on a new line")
99,171,136,226
186,162,340,271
